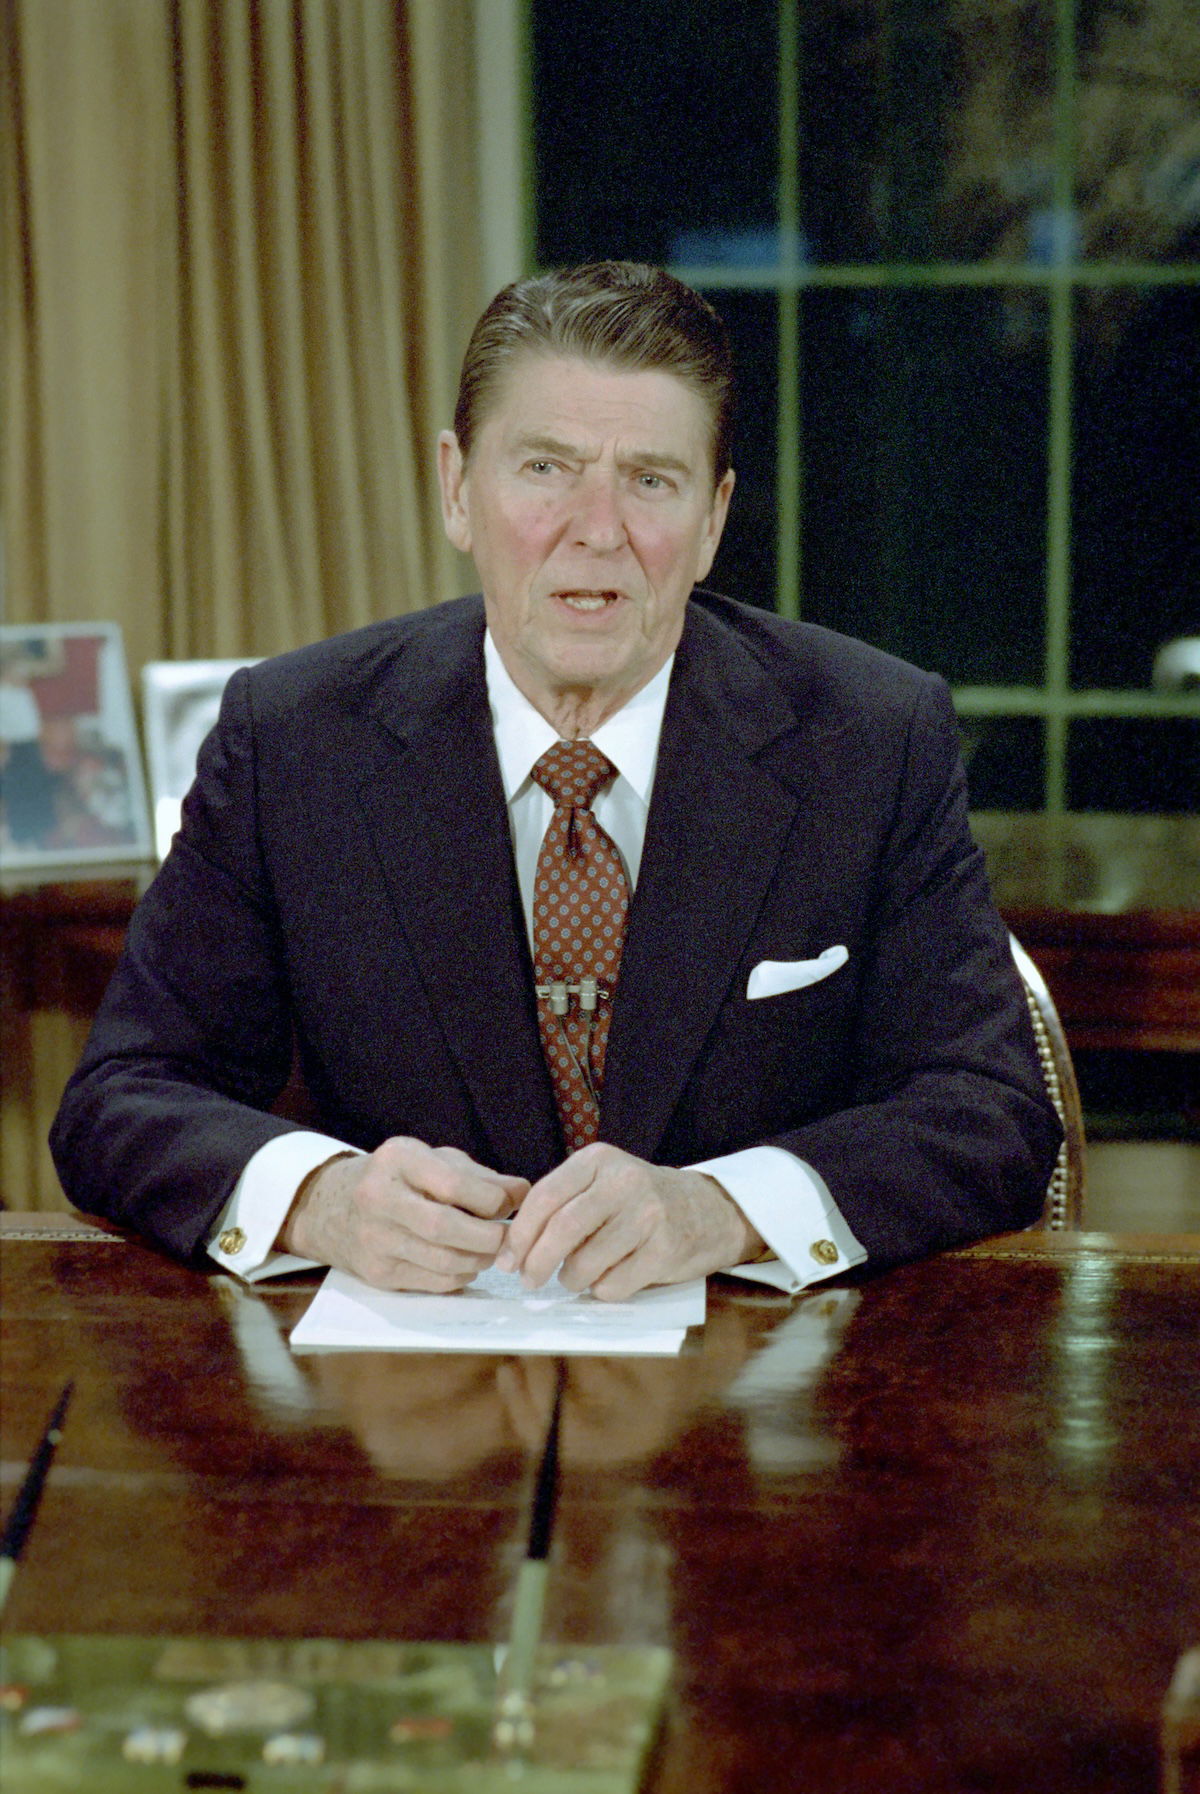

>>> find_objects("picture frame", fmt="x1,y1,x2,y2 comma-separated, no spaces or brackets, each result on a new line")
141,659,259,860
0,623,153,874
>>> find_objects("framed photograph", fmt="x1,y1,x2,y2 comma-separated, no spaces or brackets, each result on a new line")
141,659,259,859
0,623,153,874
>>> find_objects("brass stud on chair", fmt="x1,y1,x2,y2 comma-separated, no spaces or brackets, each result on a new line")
1009,934,1086,1230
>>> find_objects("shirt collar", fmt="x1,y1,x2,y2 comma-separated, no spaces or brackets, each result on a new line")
483,628,672,807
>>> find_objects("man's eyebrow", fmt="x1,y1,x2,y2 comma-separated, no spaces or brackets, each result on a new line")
618,449,693,477
512,433,584,460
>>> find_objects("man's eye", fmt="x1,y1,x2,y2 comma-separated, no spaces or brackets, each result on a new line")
528,460,557,475
638,473,666,490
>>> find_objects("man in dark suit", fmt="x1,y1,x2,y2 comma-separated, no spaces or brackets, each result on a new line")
51,262,1061,1298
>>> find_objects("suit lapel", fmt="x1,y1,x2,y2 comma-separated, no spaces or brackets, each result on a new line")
347,595,823,1176
600,602,812,1162
352,601,561,1176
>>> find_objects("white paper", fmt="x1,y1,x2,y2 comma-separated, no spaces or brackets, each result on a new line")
289,1264,706,1357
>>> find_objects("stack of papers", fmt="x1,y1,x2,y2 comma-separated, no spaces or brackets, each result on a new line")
289,1264,706,1357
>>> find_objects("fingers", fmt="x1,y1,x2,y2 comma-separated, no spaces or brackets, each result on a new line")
497,1150,749,1298
357,1145,506,1257
498,1145,663,1293
386,1139,529,1219
587,1248,658,1303
285,1136,738,1299
285,1137,527,1291
557,1214,646,1296
375,1223,497,1285
494,1146,602,1281
373,1253,491,1292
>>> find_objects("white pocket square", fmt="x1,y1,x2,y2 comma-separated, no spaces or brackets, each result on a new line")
747,945,849,1001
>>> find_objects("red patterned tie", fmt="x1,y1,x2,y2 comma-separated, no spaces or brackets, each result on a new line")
531,741,629,1151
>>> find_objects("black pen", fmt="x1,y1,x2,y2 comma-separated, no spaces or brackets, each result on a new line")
0,1380,74,1614
493,1360,566,1752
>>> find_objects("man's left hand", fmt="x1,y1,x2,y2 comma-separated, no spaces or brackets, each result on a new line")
495,1144,763,1300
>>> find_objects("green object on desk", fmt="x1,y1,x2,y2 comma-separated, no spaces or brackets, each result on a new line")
494,1360,566,1752
0,1633,672,1791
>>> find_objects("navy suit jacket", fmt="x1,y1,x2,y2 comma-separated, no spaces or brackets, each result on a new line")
51,591,1061,1267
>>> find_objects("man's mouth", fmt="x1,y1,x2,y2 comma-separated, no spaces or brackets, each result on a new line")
554,590,622,612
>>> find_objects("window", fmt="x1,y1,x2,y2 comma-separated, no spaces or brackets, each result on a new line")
530,0,1200,814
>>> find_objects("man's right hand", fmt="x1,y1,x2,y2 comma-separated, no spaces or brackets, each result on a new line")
277,1138,528,1290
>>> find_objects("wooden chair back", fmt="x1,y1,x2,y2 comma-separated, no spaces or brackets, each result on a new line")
1010,933,1086,1229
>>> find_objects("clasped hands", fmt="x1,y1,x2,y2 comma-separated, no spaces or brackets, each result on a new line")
278,1136,763,1300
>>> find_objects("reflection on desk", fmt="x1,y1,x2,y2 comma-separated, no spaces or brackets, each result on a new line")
0,1234,1197,1793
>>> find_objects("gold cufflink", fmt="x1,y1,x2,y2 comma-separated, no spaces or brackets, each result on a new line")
218,1227,247,1255
809,1239,839,1266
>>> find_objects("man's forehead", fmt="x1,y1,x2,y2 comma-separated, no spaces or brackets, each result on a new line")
481,352,716,461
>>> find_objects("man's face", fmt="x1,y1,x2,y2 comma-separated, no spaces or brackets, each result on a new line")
438,354,734,724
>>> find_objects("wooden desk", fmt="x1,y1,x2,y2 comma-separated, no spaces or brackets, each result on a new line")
2,1232,1197,1792
0,874,148,1016
973,813,1200,1053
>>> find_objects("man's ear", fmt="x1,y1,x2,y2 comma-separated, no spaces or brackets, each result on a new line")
695,468,735,583
437,431,472,553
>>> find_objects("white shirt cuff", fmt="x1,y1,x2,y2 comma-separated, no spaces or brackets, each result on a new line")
690,1144,867,1294
206,1132,363,1281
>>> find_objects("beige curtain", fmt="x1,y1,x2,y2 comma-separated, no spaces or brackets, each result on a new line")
1,0,489,1207
3,0,484,660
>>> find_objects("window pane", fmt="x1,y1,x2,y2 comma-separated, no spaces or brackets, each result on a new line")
961,716,1045,809
798,287,1047,684
706,292,779,611
798,0,1056,265
1077,6,1200,267
1071,285,1200,691
798,2,1200,269
1068,718,1200,812
532,0,779,268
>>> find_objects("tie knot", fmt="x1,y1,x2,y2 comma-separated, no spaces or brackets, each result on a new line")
532,740,617,811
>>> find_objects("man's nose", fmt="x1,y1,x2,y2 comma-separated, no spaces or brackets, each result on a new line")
571,474,627,551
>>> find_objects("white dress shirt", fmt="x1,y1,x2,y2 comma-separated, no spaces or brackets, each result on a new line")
208,630,865,1292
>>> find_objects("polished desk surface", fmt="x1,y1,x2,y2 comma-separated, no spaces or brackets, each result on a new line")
1,1229,1197,1794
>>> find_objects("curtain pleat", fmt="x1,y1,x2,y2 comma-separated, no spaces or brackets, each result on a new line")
4,0,483,655
2,0,177,675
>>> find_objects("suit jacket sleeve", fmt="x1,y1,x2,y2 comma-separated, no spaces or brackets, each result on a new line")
50,666,309,1261
763,673,1060,1266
